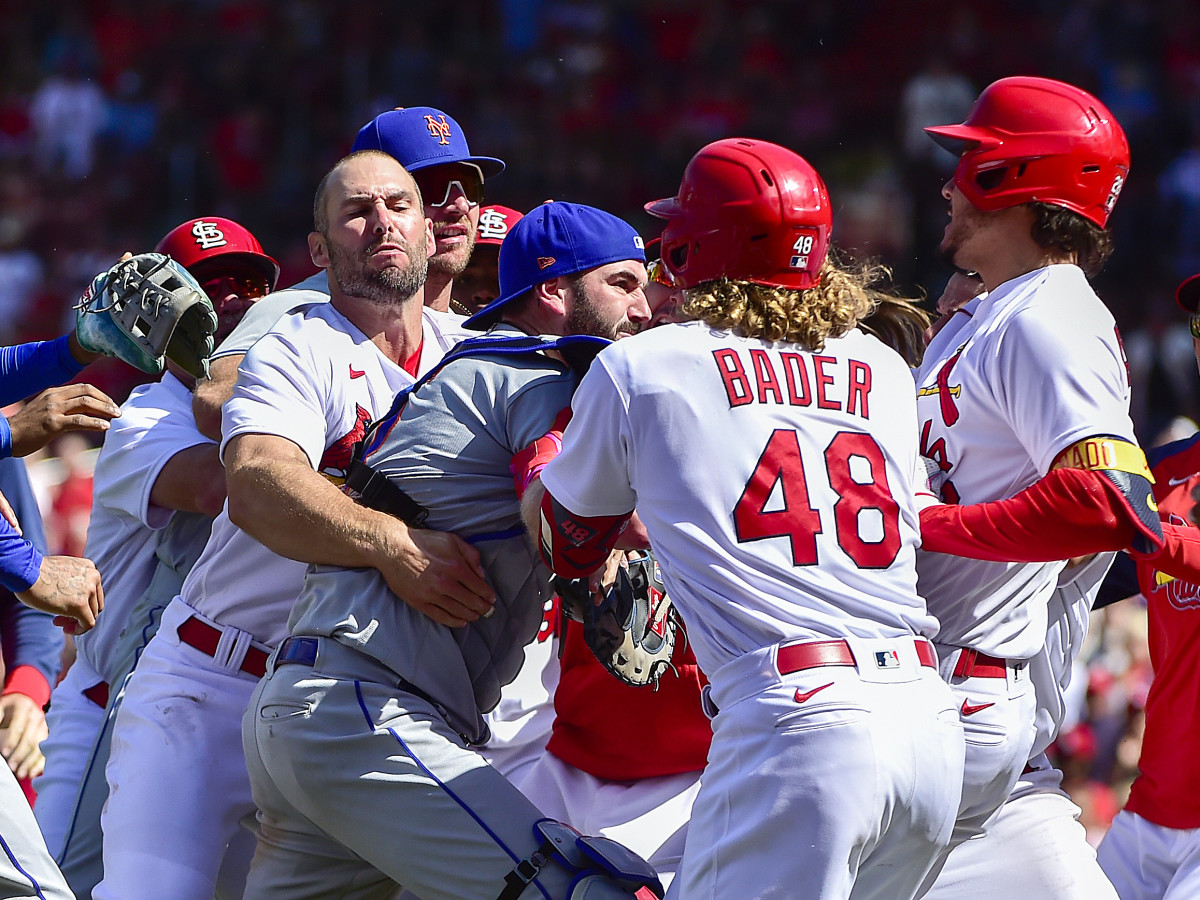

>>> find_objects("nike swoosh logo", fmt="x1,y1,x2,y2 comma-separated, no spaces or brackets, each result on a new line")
1168,474,1198,486
794,682,834,704
960,699,995,716
349,366,366,379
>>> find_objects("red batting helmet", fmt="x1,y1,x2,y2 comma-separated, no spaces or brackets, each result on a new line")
924,76,1130,228
155,217,280,290
645,138,831,291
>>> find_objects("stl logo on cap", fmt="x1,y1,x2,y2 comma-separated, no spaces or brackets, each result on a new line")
478,208,513,242
424,114,452,145
191,221,227,250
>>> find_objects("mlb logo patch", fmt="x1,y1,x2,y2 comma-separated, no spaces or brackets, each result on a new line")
789,254,809,269
874,650,900,669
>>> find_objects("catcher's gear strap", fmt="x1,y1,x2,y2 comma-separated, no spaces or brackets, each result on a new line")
1050,436,1162,555
920,466,1163,562
511,407,572,500
342,458,430,527
1128,521,1200,583
499,819,663,900
538,491,631,579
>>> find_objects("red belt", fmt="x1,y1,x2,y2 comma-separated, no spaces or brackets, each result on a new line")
776,638,936,675
952,648,1010,679
177,616,268,678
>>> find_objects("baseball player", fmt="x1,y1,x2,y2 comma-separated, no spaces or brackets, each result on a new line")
240,201,659,900
189,106,504,444
450,204,524,315
33,216,279,900
93,151,487,900
1093,273,1200,900
914,77,1159,897
534,138,966,900
352,106,504,315
0,328,134,899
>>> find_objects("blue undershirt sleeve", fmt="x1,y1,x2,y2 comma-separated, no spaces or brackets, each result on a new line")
0,337,86,407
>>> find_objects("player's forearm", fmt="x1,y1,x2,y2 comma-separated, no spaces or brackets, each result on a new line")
919,467,1151,562
149,444,227,517
192,354,242,442
226,454,409,571
1128,521,1200,582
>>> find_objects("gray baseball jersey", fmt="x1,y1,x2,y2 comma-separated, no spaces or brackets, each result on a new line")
287,326,580,744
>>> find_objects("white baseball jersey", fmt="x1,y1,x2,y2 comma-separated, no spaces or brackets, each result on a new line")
541,320,938,676
179,302,472,645
914,265,1135,660
74,373,211,679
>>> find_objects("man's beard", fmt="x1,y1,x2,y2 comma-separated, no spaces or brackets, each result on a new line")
566,280,636,341
325,233,428,307
428,225,477,280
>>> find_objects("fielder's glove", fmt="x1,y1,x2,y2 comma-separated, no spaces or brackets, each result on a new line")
75,253,218,379
554,549,678,689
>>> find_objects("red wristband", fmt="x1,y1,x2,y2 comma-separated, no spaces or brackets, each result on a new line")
3,665,51,710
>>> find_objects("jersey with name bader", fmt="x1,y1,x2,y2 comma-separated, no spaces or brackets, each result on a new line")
542,320,938,677
914,264,1136,661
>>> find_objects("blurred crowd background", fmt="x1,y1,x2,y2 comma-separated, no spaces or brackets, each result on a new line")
2,0,1197,845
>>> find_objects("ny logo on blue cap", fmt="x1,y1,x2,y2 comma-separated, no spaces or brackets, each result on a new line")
424,115,451,146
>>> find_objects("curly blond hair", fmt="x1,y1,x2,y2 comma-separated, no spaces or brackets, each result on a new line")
679,255,889,350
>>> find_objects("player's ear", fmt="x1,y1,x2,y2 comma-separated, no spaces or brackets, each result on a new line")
309,232,329,269
534,278,568,317
424,218,435,258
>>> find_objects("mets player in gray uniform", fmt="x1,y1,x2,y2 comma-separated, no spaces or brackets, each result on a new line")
242,201,660,900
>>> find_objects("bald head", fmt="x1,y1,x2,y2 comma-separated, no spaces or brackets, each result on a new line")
313,150,422,235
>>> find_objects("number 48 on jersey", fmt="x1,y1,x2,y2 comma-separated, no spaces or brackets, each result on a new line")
733,429,902,569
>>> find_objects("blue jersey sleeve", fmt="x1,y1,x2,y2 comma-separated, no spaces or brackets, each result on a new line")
0,336,85,407
0,457,57,687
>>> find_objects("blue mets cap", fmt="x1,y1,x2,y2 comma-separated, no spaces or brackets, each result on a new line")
464,202,646,330
351,107,505,177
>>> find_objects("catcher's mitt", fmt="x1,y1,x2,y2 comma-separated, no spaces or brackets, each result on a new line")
75,253,218,379
555,550,678,689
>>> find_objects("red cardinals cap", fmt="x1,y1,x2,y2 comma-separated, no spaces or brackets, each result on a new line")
351,107,505,177
1177,273,1200,313
475,205,524,247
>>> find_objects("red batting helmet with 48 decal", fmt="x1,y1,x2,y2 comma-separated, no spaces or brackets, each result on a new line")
155,217,280,290
645,138,832,292
924,76,1130,229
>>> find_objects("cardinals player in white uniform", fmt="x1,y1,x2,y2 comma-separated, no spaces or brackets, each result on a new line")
534,138,966,900
93,151,490,900
33,216,280,899
913,77,1163,898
